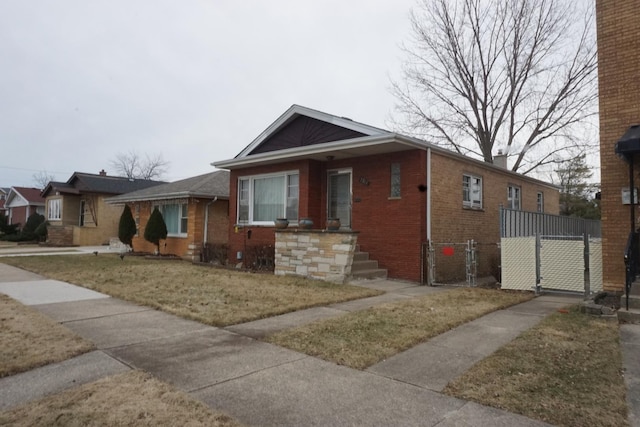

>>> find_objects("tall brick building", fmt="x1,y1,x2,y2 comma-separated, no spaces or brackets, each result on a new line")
596,0,640,292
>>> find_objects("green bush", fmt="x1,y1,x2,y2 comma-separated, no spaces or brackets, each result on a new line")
144,207,167,254
34,221,48,242
20,213,45,241
118,205,137,250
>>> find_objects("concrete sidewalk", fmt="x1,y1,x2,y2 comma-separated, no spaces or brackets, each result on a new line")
0,245,114,257
0,266,628,426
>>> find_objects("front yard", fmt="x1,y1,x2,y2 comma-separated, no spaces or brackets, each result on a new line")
0,255,630,426
1,254,381,326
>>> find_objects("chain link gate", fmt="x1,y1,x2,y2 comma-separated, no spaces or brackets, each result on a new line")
427,240,478,286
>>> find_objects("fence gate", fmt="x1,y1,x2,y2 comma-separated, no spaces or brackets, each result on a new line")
429,241,477,286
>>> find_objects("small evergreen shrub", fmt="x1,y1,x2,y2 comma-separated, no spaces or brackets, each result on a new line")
118,205,137,250
144,207,167,254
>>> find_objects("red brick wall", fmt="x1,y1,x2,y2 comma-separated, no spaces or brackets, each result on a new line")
225,149,559,282
596,0,640,292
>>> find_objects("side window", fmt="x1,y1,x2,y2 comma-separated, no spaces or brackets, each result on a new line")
390,163,401,198
238,178,249,223
463,174,482,208
508,185,521,210
537,192,544,212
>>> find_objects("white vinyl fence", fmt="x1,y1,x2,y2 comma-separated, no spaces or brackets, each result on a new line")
501,235,602,294
500,208,602,295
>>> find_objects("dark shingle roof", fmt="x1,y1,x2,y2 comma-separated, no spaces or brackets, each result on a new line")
106,170,229,203
42,172,165,197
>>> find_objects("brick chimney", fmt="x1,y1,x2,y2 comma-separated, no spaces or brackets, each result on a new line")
99,169,107,176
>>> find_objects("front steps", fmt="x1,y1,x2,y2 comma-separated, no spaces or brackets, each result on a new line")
349,247,387,280
619,281,640,323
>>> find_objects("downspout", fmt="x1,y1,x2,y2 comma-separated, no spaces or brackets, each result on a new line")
423,147,432,286
203,197,218,244
427,147,432,243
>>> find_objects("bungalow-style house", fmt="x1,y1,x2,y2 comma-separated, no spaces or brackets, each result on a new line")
105,171,230,261
42,171,164,246
5,187,45,227
213,105,560,283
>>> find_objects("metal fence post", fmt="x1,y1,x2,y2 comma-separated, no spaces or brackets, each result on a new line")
535,234,541,295
584,233,590,299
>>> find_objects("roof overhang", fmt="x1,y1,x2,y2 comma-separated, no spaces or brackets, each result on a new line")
213,134,427,170
106,192,228,204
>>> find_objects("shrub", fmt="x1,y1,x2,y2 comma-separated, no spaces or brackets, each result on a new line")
34,221,48,242
144,207,167,254
18,213,45,241
118,205,137,250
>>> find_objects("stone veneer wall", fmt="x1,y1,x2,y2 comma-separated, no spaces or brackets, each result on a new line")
274,230,358,283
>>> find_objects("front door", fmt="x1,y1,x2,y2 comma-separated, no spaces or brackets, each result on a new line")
328,170,351,229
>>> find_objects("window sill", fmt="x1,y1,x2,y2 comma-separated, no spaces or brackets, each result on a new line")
462,205,484,212
387,196,402,200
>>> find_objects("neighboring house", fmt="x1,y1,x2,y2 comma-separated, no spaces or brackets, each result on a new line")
105,171,230,260
213,105,560,283
0,187,9,217
41,171,164,246
5,187,45,227
596,0,640,294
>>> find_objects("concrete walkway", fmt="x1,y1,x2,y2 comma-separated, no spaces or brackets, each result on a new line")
0,264,630,426
0,245,114,257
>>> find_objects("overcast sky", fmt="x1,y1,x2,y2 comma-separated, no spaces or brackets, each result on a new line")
0,0,417,187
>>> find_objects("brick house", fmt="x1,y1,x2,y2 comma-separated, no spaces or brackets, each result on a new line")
4,187,45,227
596,0,640,294
214,105,559,283
105,171,229,260
42,171,164,246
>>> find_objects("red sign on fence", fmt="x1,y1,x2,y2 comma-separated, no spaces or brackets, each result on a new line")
442,246,454,256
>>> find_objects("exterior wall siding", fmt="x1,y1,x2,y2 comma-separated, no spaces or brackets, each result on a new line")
596,0,640,292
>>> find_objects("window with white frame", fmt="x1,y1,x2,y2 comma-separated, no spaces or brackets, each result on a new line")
462,174,482,208
390,163,401,198
48,199,61,220
237,172,299,224
537,192,544,212
159,203,188,236
508,185,521,210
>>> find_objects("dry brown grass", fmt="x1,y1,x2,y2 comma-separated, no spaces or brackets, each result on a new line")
266,287,533,369
0,371,242,427
1,255,381,326
444,306,628,427
0,294,94,377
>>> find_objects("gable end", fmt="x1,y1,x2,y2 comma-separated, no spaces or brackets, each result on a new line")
249,116,367,155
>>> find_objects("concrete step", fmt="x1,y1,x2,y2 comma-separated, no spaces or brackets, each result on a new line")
350,268,388,280
353,251,369,262
618,307,640,324
622,294,640,310
351,260,379,272
630,282,640,296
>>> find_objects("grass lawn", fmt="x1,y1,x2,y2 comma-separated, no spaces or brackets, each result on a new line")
0,371,242,427
266,287,533,369
0,293,94,377
1,255,381,326
444,306,628,427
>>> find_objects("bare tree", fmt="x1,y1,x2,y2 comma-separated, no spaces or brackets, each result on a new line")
32,170,55,190
391,0,598,175
109,151,169,180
